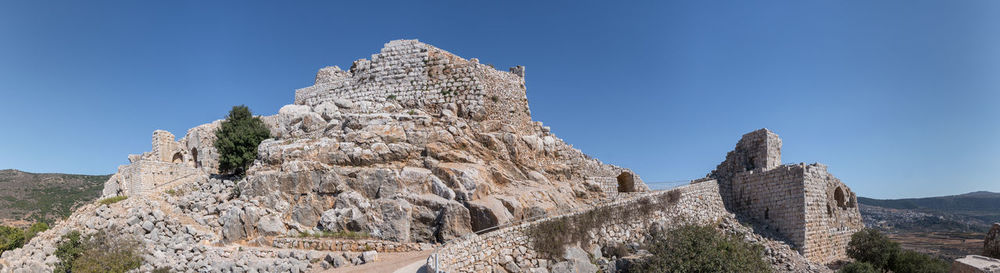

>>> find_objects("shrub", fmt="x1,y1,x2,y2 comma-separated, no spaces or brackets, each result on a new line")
891,250,949,273
54,231,83,273
632,224,772,273
55,230,144,273
98,195,128,205
71,232,144,273
0,225,25,254
25,222,49,242
838,262,879,273
846,228,899,270
215,105,271,176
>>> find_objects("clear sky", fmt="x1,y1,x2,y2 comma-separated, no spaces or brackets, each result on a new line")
1,1,997,199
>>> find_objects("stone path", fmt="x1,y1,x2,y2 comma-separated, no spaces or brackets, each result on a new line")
322,250,432,273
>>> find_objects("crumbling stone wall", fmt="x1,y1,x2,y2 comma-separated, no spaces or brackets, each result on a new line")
103,128,216,197
294,39,532,131
708,128,863,264
985,223,1000,259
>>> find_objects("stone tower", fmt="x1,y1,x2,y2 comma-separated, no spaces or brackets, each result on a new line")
708,128,863,264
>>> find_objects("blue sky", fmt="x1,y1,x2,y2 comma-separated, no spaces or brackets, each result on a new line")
1,1,998,199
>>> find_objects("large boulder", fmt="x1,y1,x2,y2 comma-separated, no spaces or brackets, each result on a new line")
467,197,514,232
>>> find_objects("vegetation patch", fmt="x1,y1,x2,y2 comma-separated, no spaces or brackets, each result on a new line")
97,195,128,205
55,230,144,273
632,224,772,273
841,228,950,273
526,190,680,259
0,225,25,254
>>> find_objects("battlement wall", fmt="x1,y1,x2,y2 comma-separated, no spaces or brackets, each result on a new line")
294,39,532,130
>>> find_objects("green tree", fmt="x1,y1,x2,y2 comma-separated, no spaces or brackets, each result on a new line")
846,228,900,271
0,225,25,254
634,224,772,273
54,230,144,273
838,262,879,273
891,250,949,273
214,105,271,176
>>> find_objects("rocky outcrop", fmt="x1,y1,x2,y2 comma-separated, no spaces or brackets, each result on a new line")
0,39,645,272
986,223,1000,259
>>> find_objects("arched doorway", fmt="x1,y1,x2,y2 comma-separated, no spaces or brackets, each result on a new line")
617,172,635,193
191,148,200,168
834,187,846,208
172,152,184,164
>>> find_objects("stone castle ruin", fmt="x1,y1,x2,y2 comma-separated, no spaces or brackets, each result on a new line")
706,128,864,264
2,40,866,272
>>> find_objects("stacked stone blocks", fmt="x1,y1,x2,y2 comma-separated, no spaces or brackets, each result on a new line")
709,128,863,264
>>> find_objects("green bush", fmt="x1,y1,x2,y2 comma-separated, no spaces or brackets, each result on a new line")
54,231,83,273
24,222,49,242
846,228,899,270
98,195,128,205
55,230,144,273
215,105,271,176
891,250,949,273
838,262,879,273
0,225,25,254
632,224,772,273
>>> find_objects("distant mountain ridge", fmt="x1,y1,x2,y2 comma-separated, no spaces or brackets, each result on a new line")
859,191,1000,212
0,169,110,226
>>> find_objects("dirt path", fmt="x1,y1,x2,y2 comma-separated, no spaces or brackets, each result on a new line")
322,250,432,273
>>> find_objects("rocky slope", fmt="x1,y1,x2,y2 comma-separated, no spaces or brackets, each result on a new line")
0,40,645,272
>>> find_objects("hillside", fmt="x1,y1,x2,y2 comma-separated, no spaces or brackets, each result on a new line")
859,191,1000,229
0,169,110,226
858,191,1000,259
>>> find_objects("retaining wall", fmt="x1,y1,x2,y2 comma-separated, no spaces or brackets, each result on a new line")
429,181,728,273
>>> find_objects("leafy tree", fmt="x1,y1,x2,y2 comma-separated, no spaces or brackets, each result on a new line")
214,105,271,176
24,222,49,242
0,225,25,254
838,262,879,273
633,224,772,273
891,250,949,273
846,228,899,271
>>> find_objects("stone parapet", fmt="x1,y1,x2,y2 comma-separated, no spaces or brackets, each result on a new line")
269,237,424,253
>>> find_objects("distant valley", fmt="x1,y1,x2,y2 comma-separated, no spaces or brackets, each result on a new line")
0,169,110,227
859,191,1000,259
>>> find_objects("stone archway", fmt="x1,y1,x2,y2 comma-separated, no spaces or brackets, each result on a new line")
617,172,635,193
834,187,846,208
172,152,184,164
191,148,200,168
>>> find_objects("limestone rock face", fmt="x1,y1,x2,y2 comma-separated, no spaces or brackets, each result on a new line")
986,223,1000,259
233,39,645,244
0,40,645,272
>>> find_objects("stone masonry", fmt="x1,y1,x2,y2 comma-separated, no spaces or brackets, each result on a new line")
707,128,863,264
294,39,533,132
102,125,220,198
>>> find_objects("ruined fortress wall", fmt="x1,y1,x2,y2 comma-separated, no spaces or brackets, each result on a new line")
711,129,782,207
731,165,807,248
430,181,727,273
294,40,532,130
801,164,863,264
